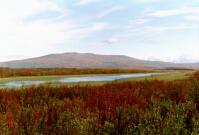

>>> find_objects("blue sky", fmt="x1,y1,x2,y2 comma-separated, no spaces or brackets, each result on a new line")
0,0,198,62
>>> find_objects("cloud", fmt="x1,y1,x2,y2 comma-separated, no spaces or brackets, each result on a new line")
132,0,160,4
0,0,65,20
147,56,173,62
0,0,66,53
77,0,98,5
0,19,110,51
173,54,199,63
149,7,199,17
133,19,148,24
147,56,163,62
0,20,69,54
127,19,148,29
0,0,110,57
97,6,126,18
65,22,111,39
147,55,199,63
147,24,192,32
0,0,198,62
0,55,29,62
185,15,199,21
104,37,119,44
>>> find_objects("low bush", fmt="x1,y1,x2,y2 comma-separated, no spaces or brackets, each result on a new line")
0,72,198,134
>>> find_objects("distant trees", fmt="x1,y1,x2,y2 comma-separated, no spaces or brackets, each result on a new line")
0,68,150,78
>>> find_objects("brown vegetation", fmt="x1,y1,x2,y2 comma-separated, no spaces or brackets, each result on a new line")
0,72,198,134
0,68,151,78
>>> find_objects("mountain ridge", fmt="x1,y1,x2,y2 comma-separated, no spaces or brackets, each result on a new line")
0,52,198,69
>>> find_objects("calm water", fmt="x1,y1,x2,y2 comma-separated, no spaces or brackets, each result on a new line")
0,72,171,88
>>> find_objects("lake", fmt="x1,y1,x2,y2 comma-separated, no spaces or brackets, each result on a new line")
0,72,171,88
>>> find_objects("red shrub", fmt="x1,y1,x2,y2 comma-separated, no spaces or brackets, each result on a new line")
6,112,17,135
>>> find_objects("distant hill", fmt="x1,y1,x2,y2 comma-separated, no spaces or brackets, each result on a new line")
0,52,198,69
178,63,199,70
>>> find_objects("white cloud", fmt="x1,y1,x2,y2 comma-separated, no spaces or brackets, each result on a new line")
147,55,199,63
97,6,126,18
0,0,198,62
149,7,199,17
0,55,29,62
104,37,119,44
133,0,160,4
0,0,67,55
0,19,110,52
185,15,199,21
65,22,111,39
127,19,148,29
147,24,192,32
0,21,68,54
173,54,199,63
0,0,110,58
77,0,98,5
146,56,174,62
133,19,148,24
0,0,64,20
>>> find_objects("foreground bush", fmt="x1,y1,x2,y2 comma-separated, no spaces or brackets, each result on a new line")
0,73,198,134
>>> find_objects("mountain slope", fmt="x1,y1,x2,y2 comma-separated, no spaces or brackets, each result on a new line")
0,52,196,69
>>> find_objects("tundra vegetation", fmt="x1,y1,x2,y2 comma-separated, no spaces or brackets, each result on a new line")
0,69,198,134
0,68,152,78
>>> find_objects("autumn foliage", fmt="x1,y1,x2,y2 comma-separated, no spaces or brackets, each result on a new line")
194,71,199,80
0,68,151,78
0,72,198,134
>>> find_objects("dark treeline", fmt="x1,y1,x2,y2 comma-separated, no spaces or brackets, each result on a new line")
0,72,198,134
0,68,152,78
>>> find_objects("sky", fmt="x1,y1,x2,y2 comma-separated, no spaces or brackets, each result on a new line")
0,0,198,63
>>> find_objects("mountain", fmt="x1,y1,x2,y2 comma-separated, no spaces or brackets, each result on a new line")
0,52,197,69
178,63,199,70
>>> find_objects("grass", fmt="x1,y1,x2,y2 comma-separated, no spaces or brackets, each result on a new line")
0,74,124,85
119,70,195,82
0,70,195,88
55,70,195,87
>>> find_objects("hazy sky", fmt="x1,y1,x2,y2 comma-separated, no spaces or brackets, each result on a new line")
0,0,198,62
